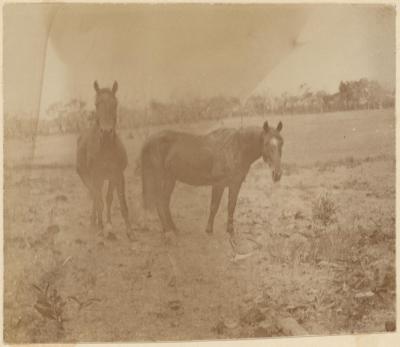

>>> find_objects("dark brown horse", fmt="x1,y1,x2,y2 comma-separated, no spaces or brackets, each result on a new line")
140,120,283,236
76,81,135,241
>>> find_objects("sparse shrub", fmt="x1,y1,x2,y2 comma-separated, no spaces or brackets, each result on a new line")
312,193,337,227
316,161,336,173
342,156,357,168
32,283,67,335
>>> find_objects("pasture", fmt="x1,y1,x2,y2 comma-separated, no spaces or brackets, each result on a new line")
4,109,396,342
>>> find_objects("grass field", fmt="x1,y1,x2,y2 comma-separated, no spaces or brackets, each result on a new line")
3,109,396,342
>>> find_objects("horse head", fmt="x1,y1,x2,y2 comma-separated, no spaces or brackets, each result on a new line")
94,80,118,143
261,120,283,183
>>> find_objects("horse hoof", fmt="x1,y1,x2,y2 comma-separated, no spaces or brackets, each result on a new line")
165,231,177,246
205,228,213,235
106,232,117,241
173,228,180,235
136,222,149,232
127,231,137,242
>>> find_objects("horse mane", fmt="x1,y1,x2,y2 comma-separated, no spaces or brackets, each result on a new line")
203,126,263,173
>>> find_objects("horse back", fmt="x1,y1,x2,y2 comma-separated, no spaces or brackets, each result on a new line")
142,128,245,185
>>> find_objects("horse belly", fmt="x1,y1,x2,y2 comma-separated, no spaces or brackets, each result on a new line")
165,146,216,186
175,172,215,186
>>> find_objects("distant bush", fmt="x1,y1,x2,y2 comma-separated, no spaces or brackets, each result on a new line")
4,78,395,139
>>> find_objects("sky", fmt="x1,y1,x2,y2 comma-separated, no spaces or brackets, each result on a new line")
252,4,396,97
3,4,396,118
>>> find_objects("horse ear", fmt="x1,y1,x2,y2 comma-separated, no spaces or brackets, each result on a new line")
94,81,100,92
112,81,118,94
277,121,283,132
263,121,269,132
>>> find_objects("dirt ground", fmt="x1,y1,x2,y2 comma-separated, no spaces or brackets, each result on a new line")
3,109,396,342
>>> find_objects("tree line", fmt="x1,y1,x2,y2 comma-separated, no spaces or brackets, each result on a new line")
4,78,395,139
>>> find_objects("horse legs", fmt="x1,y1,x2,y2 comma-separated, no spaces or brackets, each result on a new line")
106,180,115,226
154,179,174,236
91,201,97,227
116,173,136,241
205,185,224,234
227,178,244,235
156,202,171,235
77,167,98,228
87,178,103,230
163,176,178,233
93,179,104,230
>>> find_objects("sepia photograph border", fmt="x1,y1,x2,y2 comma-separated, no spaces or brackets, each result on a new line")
0,0,398,346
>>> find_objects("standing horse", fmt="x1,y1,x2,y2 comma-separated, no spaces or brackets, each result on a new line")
76,81,135,241
140,120,283,237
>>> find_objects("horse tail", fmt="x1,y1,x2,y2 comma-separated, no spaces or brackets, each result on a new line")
141,139,159,211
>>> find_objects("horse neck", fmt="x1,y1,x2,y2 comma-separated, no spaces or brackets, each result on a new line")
91,119,117,135
90,122,117,152
240,127,263,165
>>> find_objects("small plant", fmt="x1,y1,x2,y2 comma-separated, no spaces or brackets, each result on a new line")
32,282,101,333
312,193,337,227
32,283,67,331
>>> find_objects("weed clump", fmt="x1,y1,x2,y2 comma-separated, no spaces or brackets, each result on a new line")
312,193,337,227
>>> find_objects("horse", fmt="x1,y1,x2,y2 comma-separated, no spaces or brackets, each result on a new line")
140,120,283,237
76,81,135,241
